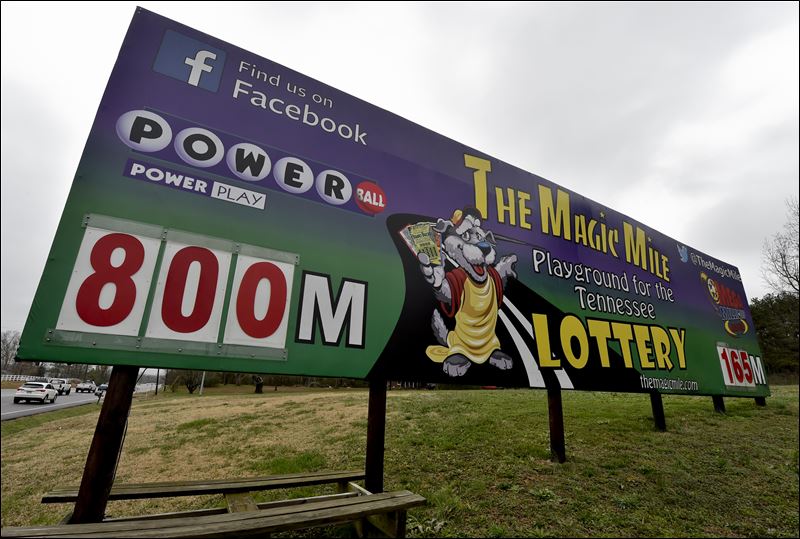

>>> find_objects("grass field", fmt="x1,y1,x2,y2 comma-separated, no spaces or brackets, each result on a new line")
2,385,798,537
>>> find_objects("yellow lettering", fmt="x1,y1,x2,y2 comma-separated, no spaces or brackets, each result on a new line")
533,315,687,373
587,319,612,367
464,154,491,219
560,315,589,369
623,222,647,270
633,325,655,369
668,328,687,369
587,219,598,251
518,190,532,230
538,185,571,240
650,326,673,371
532,314,561,367
495,187,516,226
574,214,588,247
611,322,635,368
608,228,619,258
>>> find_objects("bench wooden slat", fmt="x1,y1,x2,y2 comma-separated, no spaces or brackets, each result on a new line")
224,493,257,513
102,470,363,490
347,481,371,496
42,470,365,503
96,492,362,523
103,507,229,523
254,491,360,511
1,490,426,538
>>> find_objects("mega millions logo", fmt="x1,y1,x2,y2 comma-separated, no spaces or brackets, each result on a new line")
700,272,749,336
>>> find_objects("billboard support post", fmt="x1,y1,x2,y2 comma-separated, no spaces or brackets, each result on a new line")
547,387,566,463
649,392,667,431
754,397,767,407
365,377,387,493
712,395,726,414
70,365,138,524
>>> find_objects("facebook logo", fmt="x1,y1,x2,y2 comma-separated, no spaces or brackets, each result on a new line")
153,30,225,92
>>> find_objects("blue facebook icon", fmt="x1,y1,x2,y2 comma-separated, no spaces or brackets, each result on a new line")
153,30,226,92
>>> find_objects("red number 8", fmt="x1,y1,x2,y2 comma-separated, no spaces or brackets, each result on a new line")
76,233,145,326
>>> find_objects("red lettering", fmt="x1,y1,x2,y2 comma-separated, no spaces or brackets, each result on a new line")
236,262,287,338
76,233,144,326
161,247,219,333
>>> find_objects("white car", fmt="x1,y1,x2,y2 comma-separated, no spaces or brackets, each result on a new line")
49,378,72,395
13,382,58,404
75,380,97,393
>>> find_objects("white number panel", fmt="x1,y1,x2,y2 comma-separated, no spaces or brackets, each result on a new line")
717,344,758,388
222,255,295,349
144,242,231,343
57,227,161,336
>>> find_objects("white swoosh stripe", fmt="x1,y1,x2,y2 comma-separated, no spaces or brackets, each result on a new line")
502,297,574,389
498,310,545,388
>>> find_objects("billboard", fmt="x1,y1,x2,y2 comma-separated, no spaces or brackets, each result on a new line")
18,8,768,397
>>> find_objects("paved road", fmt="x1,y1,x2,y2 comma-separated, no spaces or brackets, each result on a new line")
1,383,159,421
1,388,99,421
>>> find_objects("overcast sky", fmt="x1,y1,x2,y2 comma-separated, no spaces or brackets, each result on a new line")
1,1,798,332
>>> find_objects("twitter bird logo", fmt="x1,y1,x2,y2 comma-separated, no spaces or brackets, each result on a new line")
677,244,689,263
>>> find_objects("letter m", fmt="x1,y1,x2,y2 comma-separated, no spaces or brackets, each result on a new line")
296,272,367,348
750,355,767,385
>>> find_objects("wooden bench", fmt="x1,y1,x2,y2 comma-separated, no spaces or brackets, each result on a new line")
0,471,425,538
41,470,367,503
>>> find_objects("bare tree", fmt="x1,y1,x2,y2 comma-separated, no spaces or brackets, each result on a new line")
762,197,799,296
1,330,20,372
182,370,204,394
164,370,203,393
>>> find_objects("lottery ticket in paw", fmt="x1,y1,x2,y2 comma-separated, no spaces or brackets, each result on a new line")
399,222,442,265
